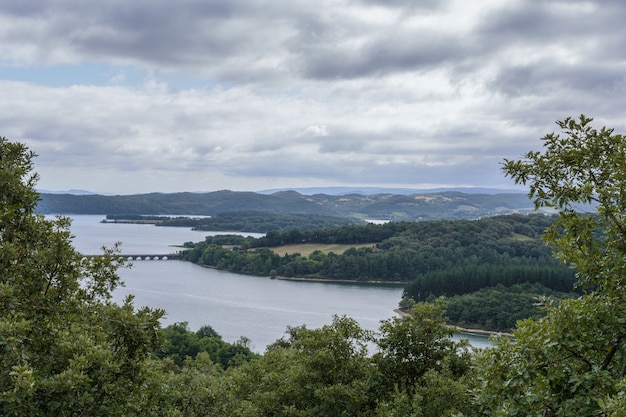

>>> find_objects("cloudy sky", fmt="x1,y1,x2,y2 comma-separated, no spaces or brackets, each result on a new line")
2,0,625,195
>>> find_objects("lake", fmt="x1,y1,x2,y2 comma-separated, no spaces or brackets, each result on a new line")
63,215,492,352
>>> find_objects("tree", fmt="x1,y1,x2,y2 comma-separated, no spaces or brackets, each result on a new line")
0,137,165,416
157,322,258,369
373,300,475,417
375,300,463,390
225,316,380,417
474,116,626,416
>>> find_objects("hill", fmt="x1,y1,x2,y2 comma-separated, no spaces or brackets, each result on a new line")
257,186,526,195
37,190,543,221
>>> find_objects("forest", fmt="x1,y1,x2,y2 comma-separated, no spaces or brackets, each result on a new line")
181,213,570,282
180,213,577,331
168,210,366,232
5,116,626,416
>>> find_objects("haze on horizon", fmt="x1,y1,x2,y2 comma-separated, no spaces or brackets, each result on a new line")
1,0,625,195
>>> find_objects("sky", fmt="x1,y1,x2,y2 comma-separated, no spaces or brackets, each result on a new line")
1,0,625,195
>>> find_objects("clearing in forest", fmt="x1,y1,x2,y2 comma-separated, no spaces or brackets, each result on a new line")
269,243,376,257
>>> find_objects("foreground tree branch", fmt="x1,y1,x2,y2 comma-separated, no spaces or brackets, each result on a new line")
476,116,626,416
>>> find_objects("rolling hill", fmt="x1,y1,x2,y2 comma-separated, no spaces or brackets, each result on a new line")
37,189,543,221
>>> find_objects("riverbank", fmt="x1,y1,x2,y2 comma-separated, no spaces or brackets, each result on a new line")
194,263,407,285
455,327,513,338
273,275,407,286
393,309,514,338
101,219,161,224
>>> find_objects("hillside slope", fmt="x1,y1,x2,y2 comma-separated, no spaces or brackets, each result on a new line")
37,190,541,221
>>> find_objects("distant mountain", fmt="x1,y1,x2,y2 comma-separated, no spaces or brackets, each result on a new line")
37,189,544,221
37,189,101,195
257,186,527,196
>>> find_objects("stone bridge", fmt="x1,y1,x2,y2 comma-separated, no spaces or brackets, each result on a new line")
122,254,181,260
84,253,181,261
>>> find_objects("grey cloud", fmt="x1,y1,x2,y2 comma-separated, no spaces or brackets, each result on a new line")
491,63,626,98
227,147,508,189
2,0,626,87
294,33,465,79
476,1,626,52
478,6,563,42
454,1,626,88
284,2,470,80
351,0,446,10
316,136,369,154
478,3,589,42
229,121,522,184
0,0,473,82
0,0,297,81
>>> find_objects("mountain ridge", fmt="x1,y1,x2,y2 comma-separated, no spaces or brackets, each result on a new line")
37,189,541,222
256,186,527,196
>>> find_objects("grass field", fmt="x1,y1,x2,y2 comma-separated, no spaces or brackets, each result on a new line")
269,243,376,257
511,232,534,241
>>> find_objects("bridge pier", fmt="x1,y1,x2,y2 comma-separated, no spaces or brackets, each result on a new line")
84,254,181,261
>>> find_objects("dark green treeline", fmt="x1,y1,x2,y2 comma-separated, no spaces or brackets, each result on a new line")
181,213,575,290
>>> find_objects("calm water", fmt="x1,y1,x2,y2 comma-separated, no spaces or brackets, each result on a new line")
63,215,492,352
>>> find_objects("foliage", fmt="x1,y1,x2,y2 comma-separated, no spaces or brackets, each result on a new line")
170,210,366,232
106,306,478,417
404,263,576,302
126,353,234,417
474,115,626,415
106,211,366,232
0,137,165,416
476,294,626,416
443,282,575,332
156,322,258,369
374,300,471,391
371,302,478,417
202,310,478,417
226,316,380,416
182,214,573,285
182,214,576,330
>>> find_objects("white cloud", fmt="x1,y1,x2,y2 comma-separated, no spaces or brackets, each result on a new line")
300,125,329,137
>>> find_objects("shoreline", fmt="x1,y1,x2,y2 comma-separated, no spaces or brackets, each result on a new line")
393,309,514,338
273,275,407,286
195,264,407,285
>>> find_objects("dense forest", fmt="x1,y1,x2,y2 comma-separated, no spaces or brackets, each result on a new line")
148,305,477,417
106,210,367,232
441,282,576,331
179,213,578,331
157,322,258,369
180,214,575,281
